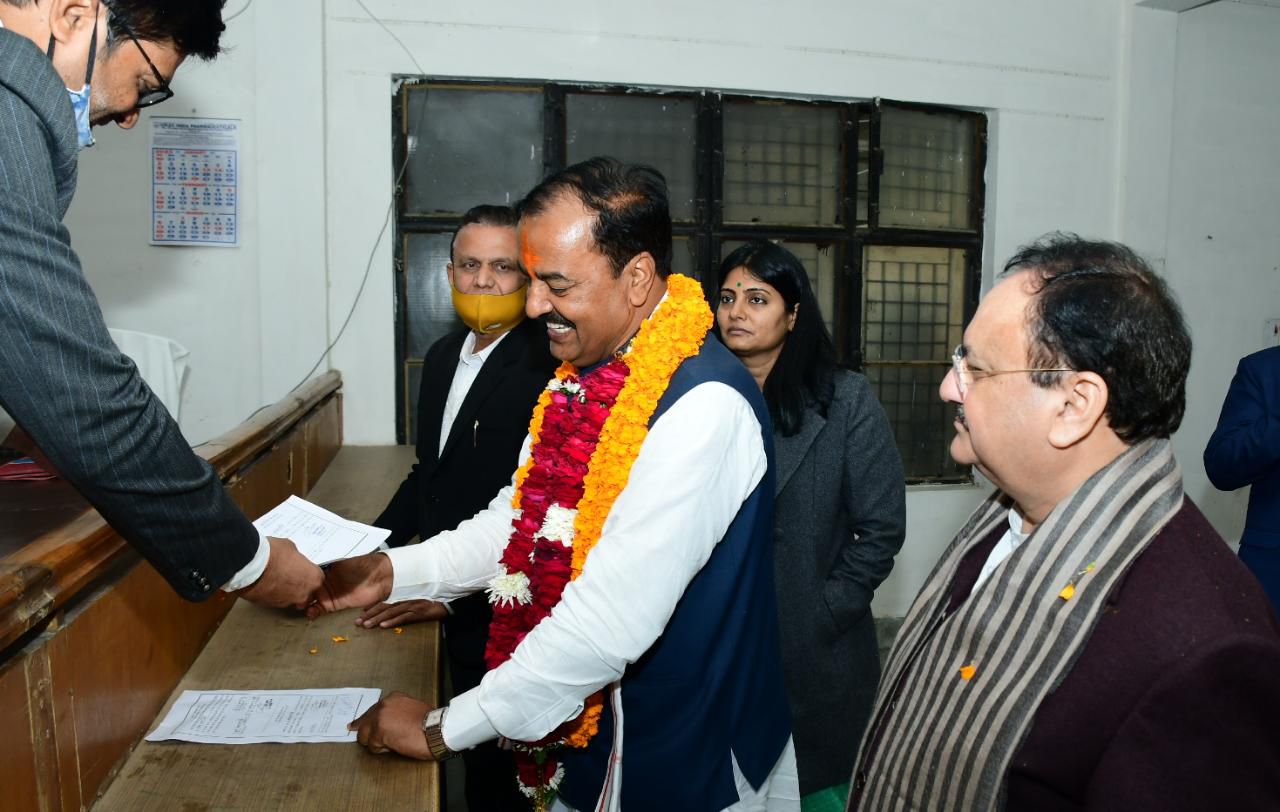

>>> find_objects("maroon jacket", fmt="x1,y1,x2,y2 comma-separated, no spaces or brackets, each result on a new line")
980,500,1280,809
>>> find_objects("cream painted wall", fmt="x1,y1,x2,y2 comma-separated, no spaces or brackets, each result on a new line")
65,0,327,445
1153,1,1280,543
63,0,1256,617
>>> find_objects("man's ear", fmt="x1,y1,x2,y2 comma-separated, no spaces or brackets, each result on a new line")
1047,371,1109,449
623,252,658,306
445,262,456,290
48,0,98,47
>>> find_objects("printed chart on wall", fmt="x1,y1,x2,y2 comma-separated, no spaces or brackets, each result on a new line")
149,117,240,247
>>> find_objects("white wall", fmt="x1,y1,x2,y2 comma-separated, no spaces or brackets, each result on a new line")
65,0,328,444
1144,1,1280,542
66,0,1257,617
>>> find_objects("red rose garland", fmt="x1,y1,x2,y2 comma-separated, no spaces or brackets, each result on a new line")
483,361,628,670
479,274,711,809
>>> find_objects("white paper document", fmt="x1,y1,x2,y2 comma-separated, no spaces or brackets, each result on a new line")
253,496,390,565
145,688,381,744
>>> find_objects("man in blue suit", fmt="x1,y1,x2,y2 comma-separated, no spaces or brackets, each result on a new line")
1205,346,1280,611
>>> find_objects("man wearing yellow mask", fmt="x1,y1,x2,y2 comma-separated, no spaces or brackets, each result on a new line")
364,204,556,810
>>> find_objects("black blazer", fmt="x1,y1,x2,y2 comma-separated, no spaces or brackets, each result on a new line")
375,317,556,667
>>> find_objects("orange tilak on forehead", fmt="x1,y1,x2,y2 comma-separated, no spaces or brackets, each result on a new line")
520,233,542,279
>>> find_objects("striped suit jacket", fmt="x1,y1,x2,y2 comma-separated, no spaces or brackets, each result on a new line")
0,28,258,601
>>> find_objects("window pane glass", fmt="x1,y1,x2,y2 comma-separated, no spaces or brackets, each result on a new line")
856,111,871,225
723,102,841,226
864,364,965,481
672,236,696,281
403,232,461,361
404,361,423,445
721,240,836,338
862,245,965,363
566,94,697,221
403,86,543,215
878,107,976,230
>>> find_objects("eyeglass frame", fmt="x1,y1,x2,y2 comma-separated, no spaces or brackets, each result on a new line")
102,1,174,109
950,344,1074,401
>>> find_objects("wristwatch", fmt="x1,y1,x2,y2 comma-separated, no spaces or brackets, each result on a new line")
422,706,458,761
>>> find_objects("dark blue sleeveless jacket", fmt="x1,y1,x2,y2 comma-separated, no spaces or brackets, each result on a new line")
558,335,792,811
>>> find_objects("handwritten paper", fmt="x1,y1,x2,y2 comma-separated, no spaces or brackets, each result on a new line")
253,496,390,565
145,688,381,744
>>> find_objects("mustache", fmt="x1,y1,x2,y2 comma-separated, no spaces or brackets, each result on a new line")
955,404,967,428
541,312,575,329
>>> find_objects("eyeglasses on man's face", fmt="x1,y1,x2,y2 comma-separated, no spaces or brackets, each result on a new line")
950,345,1074,401
104,3,174,109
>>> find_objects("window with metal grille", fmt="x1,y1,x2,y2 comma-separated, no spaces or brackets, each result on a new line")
393,81,985,482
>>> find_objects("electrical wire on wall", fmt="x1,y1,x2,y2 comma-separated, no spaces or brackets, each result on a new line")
236,1,432,422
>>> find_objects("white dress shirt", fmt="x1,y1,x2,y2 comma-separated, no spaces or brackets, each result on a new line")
973,507,1032,592
439,329,508,457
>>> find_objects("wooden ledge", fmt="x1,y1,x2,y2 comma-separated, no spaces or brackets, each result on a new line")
0,371,343,654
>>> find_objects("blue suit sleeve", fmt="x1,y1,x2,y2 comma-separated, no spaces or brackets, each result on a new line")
1204,356,1280,491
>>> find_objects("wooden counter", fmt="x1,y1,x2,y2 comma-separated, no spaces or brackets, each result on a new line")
92,445,439,812
0,373,347,812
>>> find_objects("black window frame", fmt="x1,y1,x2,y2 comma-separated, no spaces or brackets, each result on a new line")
392,79,986,483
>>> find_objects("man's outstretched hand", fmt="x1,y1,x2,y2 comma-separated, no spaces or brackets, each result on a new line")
356,599,448,629
306,552,395,619
237,537,324,609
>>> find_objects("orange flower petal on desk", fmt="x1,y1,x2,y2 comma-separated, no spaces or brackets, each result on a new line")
331,635,348,643
308,647,319,655
393,627,404,634
959,664,977,681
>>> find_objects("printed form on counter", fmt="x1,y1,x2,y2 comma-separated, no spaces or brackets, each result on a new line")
145,688,381,744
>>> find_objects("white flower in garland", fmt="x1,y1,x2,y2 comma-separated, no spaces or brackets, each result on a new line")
536,504,578,548
551,378,586,403
517,761,566,799
486,570,533,608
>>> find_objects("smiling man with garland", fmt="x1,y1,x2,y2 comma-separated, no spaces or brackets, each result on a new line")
312,157,798,811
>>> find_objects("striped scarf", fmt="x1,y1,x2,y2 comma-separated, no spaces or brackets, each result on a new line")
853,438,1183,810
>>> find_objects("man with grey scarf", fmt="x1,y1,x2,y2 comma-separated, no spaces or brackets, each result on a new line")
850,234,1280,811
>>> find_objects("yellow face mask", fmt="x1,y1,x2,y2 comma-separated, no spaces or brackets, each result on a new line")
450,285,528,335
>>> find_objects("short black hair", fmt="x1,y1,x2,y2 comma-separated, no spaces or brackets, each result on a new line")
449,204,518,262
516,156,672,278
715,240,836,437
103,0,227,61
1005,232,1191,443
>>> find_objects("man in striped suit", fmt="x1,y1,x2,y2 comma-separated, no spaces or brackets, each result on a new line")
0,0,320,606
851,234,1280,810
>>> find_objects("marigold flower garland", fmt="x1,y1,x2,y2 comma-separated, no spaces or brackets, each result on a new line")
483,274,711,807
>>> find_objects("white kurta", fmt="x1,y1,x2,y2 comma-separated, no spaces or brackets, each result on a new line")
384,377,798,808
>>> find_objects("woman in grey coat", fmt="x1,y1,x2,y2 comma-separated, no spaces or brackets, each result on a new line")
715,241,907,810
